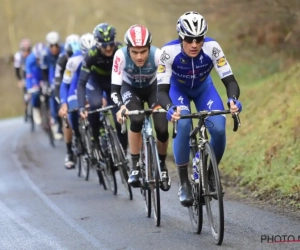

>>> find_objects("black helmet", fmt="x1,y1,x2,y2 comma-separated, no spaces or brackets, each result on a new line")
93,23,116,46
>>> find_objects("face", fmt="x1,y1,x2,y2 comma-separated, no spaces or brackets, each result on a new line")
128,46,149,67
182,36,204,57
21,49,30,58
50,44,60,56
99,43,115,57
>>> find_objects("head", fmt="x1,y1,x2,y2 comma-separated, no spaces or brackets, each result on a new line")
64,34,80,57
177,11,208,57
46,31,61,56
93,23,116,57
124,25,152,67
32,43,46,64
80,33,96,55
19,38,31,58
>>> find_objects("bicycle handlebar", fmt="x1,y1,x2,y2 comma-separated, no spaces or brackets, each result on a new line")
120,108,167,134
87,105,116,114
172,110,241,138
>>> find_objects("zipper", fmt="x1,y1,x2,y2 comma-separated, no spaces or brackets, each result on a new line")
139,67,142,88
191,57,195,89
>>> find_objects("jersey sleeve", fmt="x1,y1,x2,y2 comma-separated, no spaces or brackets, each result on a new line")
156,46,173,85
111,49,125,86
62,59,75,85
208,41,233,79
154,48,161,67
14,52,21,68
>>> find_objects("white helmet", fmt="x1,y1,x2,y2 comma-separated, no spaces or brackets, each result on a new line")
80,33,96,53
177,11,208,39
64,34,80,50
46,31,60,46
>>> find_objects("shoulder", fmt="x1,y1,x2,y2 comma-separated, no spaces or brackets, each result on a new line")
87,46,98,57
202,37,223,58
160,39,181,64
14,51,21,60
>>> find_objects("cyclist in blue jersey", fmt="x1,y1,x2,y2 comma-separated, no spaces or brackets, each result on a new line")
14,38,31,121
111,25,170,191
59,33,98,169
41,31,65,140
78,23,128,158
157,11,242,207
25,43,47,125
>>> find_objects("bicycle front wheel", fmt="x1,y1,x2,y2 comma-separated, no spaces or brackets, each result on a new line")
202,142,224,245
40,99,55,148
149,137,161,227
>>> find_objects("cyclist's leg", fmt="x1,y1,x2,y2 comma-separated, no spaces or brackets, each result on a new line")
31,89,41,125
121,83,143,187
23,86,29,122
86,81,103,149
170,83,193,206
146,81,170,191
193,76,226,165
103,87,128,153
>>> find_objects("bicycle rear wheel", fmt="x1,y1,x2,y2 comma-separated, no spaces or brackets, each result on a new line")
188,138,203,234
202,142,224,245
109,126,132,200
149,137,160,227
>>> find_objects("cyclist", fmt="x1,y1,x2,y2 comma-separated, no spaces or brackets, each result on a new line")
77,23,128,157
41,31,65,140
25,43,47,125
55,34,81,168
59,33,97,169
112,25,170,191
14,38,31,121
157,11,242,207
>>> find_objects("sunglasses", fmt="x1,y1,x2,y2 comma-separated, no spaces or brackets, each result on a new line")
97,42,115,49
50,44,59,48
184,36,204,44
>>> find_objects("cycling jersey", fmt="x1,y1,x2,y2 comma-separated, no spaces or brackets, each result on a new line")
14,51,26,80
157,37,233,91
60,51,83,105
25,53,43,92
77,42,122,109
41,44,65,85
110,46,160,107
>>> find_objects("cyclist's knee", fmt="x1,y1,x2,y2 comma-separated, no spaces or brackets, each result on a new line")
130,116,143,133
88,95,102,110
177,118,192,137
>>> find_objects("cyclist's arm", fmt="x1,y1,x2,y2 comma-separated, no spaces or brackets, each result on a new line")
14,52,22,80
54,54,68,101
40,51,50,84
77,53,92,109
211,42,240,99
25,56,34,91
111,49,125,107
59,60,74,105
156,47,175,110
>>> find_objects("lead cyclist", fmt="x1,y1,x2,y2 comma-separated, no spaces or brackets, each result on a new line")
157,11,242,207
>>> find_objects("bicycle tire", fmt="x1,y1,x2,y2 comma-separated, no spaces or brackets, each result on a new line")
149,137,161,227
40,100,55,148
202,142,224,245
97,167,107,190
82,131,93,181
108,126,132,200
77,154,82,177
188,138,203,234
141,146,151,218
27,103,34,132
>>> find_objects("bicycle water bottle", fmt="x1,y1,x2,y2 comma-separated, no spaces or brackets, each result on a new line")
192,152,200,183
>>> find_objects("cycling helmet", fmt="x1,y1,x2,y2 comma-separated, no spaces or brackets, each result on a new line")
93,23,116,46
80,33,96,53
177,11,208,39
19,38,31,51
64,34,81,56
46,31,60,46
124,25,152,47
64,34,80,49
32,43,47,59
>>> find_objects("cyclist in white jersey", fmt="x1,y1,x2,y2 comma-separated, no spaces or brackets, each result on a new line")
111,25,170,191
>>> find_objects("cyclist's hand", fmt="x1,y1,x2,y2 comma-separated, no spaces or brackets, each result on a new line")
228,99,242,114
166,105,181,122
117,105,128,124
59,103,68,117
80,108,88,119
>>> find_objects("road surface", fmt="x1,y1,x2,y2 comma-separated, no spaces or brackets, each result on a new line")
0,118,299,250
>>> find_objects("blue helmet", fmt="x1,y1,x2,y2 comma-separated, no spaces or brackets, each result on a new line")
93,23,116,46
64,34,80,56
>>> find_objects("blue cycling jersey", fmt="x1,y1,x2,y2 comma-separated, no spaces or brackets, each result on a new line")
157,37,233,88
25,52,43,91
41,44,65,84
60,51,83,104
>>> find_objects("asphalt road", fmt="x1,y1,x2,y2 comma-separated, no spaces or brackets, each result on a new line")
0,118,299,250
